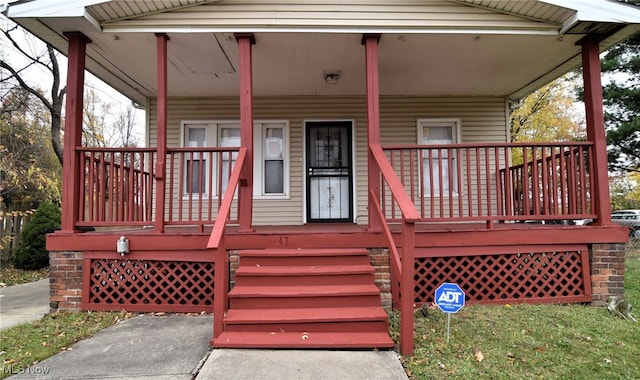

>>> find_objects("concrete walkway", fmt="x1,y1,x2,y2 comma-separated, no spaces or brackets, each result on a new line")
0,278,49,330
1,280,408,379
6,314,408,380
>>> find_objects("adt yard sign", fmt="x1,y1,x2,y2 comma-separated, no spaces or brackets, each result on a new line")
435,282,465,313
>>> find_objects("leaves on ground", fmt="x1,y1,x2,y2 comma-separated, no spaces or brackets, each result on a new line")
0,265,48,286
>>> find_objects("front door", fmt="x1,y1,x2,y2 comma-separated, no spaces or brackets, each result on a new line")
305,121,353,222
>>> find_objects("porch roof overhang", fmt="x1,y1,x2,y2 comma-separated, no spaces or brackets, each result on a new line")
4,0,640,106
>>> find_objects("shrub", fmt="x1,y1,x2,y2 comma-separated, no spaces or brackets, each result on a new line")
13,202,60,270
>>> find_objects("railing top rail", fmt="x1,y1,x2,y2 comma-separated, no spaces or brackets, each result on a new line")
78,147,242,153
78,147,157,152
381,141,594,150
370,144,421,222
167,147,241,152
207,147,247,250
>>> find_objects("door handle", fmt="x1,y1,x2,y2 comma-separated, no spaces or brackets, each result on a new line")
308,168,313,175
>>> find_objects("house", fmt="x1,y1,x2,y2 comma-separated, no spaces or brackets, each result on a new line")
5,0,638,355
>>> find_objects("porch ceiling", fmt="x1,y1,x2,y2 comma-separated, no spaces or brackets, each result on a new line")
70,31,588,103
5,0,640,105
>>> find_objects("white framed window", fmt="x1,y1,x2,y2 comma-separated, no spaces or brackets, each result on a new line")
257,123,288,196
181,120,289,198
183,125,210,195
219,126,241,194
417,118,461,195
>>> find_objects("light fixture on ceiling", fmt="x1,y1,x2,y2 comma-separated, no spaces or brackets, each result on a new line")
323,70,341,84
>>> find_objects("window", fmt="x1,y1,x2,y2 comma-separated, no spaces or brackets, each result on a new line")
184,126,207,194
219,126,241,194
418,119,461,195
181,120,289,198
262,124,285,194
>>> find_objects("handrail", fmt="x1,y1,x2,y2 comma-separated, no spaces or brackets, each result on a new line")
370,144,421,222
369,190,402,286
207,147,246,339
370,143,417,356
207,147,247,250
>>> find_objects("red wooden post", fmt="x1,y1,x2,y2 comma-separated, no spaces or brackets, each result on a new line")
364,34,382,231
213,238,228,338
236,33,255,232
61,32,91,233
154,34,169,233
400,220,415,356
581,36,612,225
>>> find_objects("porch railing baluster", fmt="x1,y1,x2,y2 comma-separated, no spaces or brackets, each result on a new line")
75,146,240,230
379,141,596,225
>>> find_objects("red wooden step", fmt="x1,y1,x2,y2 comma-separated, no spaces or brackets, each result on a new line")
223,307,389,332
228,284,382,309
236,264,374,276
234,264,375,286
229,293,382,309
224,306,388,324
239,248,370,257
213,331,395,349
224,321,390,333
229,284,381,298
239,248,371,266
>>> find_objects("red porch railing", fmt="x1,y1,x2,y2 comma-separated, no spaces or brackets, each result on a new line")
370,144,419,356
206,148,247,339
165,147,240,230
371,141,597,355
78,147,156,227
77,147,241,230
380,142,596,226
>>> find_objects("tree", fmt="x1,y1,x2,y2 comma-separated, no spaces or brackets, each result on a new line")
609,172,640,210
0,20,66,164
600,0,640,173
82,86,141,148
13,201,60,270
0,88,61,211
83,87,111,147
510,76,584,143
112,102,140,148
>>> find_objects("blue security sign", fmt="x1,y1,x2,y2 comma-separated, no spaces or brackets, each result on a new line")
434,282,465,313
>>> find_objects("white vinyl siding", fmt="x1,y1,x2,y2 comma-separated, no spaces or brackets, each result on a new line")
148,96,508,225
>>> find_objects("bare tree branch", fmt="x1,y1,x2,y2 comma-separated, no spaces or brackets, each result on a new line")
0,23,66,164
0,58,54,110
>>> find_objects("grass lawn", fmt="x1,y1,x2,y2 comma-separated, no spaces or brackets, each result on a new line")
391,244,640,379
0,265,48,286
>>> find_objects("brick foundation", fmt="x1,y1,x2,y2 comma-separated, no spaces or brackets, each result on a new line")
49,251,83,312
369,248,392,310
229,250,240,289
589,243,626,306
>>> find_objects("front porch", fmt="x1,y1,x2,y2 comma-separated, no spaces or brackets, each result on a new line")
42,12,631,356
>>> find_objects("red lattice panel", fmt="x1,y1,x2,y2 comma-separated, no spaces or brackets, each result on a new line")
85,259,215,312
414,250,591,305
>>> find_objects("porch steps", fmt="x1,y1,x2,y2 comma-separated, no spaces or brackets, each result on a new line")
213,248,394,349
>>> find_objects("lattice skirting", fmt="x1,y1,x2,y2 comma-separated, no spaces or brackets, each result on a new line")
413,247,592,305
83,258,215,312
